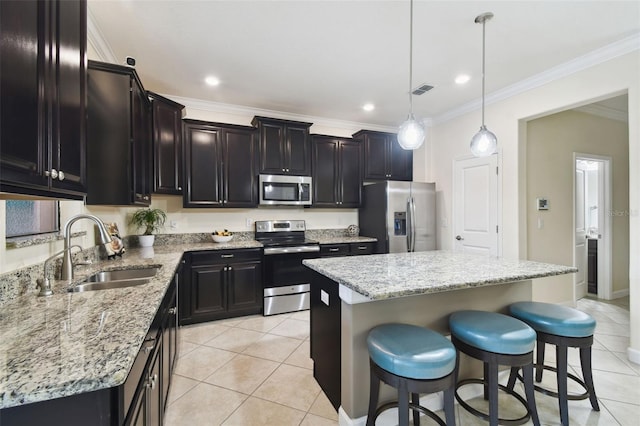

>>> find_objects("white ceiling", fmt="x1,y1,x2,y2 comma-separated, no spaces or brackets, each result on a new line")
88,0,640,128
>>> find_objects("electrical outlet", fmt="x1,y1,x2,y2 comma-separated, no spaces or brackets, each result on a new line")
246,218,253,228
169,220,178,229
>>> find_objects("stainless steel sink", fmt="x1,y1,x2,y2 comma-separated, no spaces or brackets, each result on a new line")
70,278,152,293
69,267,160,292
82,267,160,283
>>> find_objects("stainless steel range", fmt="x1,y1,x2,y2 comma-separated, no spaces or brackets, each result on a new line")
255,220,320,316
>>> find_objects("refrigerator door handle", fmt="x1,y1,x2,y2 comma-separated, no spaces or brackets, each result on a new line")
407,197,416,252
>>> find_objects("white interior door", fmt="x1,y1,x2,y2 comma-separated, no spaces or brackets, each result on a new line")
453,155,498,256
574,167,588,299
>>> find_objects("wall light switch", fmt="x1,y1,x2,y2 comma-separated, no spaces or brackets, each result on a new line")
537,218,544,229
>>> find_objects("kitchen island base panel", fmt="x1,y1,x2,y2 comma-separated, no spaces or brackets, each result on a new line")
340,280,533,420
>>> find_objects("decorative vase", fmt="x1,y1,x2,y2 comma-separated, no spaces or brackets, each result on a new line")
139,235,155,247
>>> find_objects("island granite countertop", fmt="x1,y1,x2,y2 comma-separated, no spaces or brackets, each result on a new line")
303,250,577,302
0,240,262,410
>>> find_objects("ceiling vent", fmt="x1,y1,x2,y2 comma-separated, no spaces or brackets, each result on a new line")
412,84,434,95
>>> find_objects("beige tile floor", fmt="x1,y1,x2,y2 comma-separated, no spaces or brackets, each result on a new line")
165,296,637,425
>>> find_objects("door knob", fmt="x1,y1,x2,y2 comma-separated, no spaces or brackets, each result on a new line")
455,235,464,241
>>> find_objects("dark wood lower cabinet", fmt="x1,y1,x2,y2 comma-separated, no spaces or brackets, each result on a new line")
588,239,598,294
309,271,341,411
179,249,263,325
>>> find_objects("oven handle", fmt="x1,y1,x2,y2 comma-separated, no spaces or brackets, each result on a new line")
263,245,320,255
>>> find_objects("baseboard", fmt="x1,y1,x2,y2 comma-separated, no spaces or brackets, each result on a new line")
612,289,629,299
338,370,512,425
628,347,640,366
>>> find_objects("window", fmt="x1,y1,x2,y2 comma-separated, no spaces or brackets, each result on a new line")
5,200,59,238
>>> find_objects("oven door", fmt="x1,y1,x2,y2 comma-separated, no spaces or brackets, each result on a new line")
262,246,319,315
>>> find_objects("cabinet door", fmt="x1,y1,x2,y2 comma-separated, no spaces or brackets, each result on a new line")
320,244,350,257
222,128,257,207
189,264,226,321
349,242,375,255
227,261,262,314
51,0,87,195
339,140,362,207
312,137,339,207
147,346,162,426
388,136,413,181
86,67,132,205
183,124,223,207
151,97,183,194
0,0,47,190
362,133,389,180
128,385,147,426
259,121,285,174
131,78,151,205
286,125,310,175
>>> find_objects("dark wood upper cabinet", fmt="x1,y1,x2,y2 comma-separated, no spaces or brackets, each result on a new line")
311,135,362,208
252,116,312,176
183,119,257,208
353,130,412,181
86,60,151,205
0,0,87,199
148,92,185,195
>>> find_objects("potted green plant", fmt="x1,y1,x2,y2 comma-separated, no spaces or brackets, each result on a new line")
130,208,167,247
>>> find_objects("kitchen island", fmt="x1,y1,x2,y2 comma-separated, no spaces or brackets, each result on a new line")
303,250,576,425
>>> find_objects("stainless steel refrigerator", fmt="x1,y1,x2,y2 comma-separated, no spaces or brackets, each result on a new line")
358,181,436,254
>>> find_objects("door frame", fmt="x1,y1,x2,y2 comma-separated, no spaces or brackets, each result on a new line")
573,152,612,300
452,153,502,257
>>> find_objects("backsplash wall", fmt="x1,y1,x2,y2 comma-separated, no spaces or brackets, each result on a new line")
0,195,358,274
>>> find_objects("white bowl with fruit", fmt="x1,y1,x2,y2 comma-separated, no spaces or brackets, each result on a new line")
212,230,233,243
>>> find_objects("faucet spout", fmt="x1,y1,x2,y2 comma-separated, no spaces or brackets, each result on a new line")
61,214,112,280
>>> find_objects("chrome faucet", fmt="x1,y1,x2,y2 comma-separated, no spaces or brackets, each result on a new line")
60,214,112,280
36,245,82,296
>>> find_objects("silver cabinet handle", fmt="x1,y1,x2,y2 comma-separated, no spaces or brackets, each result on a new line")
148,373,158,390
58,170,65,181
45,169,59,179
143,195,149,201
221,254,234,258
168,307,177,315
178,186,182,190
357,246,367,250
329,248,339,252
455,235,464,241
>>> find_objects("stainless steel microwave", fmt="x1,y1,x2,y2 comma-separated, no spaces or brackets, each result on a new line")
259,175,312,206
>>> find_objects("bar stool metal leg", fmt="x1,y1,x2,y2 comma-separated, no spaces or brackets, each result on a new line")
411,393,421,426
522,363,540,426
366,364,380,426
536,338,545,382
579,346,600,411
556,344,569,425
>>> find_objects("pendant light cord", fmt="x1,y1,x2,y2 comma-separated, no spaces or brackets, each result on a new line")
408,0,414,115
481,18,486,127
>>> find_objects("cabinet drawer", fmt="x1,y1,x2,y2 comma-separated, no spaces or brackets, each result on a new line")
320,244,350,257
349,242,374,255
189,249,262,266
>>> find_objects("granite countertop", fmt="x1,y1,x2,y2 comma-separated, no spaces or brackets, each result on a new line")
0,240,262,410
314,236,377,244
303,250,577,301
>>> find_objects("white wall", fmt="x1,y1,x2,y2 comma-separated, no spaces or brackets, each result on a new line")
428,51,639,362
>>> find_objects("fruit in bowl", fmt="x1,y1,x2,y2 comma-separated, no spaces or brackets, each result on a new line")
212,229,233,243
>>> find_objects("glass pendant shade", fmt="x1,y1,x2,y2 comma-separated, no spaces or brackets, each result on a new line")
470,125,497,157
398,114,425,150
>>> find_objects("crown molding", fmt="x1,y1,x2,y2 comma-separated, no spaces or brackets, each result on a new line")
87,9,117,63
165,94,398,133
575,104,628,122
433,32,640,125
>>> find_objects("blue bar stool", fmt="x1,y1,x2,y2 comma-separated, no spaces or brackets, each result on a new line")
366,323,458,426
449,311,540,426
507,302,599,426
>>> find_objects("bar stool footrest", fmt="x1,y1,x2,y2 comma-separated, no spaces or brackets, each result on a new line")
455,378,531,426
515,364,591,401
373,400,447,426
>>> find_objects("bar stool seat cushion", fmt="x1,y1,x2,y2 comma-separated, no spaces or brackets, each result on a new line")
450,310,536,355
509,302,596,338
367,323,456,380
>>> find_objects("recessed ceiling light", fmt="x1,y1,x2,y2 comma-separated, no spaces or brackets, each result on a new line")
455,74,470,85
363,103,375,112
205,76,220,87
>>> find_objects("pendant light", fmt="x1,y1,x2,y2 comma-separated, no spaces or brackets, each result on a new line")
397,0,425,150
470,12,497,157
